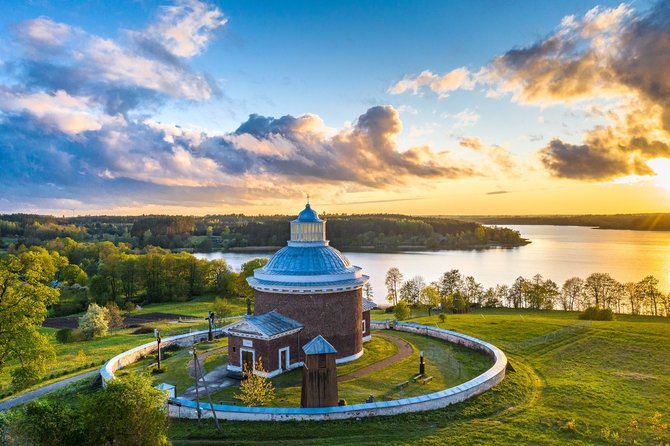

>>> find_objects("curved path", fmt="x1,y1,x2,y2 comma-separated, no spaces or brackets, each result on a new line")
338,333,412,382
0,370,98,411
186,346,228,379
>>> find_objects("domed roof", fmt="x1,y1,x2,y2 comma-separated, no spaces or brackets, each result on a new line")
296,203,322,222
247,202,368,294
262,245,352,276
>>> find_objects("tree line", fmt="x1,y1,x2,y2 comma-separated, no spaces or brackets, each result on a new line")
384,267,670,317
0,212,529,252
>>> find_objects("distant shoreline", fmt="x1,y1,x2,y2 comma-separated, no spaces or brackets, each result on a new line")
198,240,531,255
456,213,670,232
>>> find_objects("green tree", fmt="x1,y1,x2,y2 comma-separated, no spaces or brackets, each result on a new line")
89,274,111,304
234,359,275,406
394,300,411,320
208,259,234,295
84,374,170,446
399,276,425,306
0,247,61,389
79,303,110,339
59,264,88,286
385,267,403,305
436,269,463,298
13,399,84,445
419,285,441,308
236,258,268,299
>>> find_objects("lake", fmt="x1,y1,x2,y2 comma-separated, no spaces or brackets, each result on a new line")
194,225,670,304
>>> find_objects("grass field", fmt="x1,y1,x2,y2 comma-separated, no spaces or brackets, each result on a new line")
169,309,670,445
206,333,491,407
0,295,244,398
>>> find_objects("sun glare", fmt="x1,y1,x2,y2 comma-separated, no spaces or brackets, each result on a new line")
648,158,670,191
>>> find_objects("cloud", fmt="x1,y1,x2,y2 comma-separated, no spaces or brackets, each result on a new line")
0,1,484,213
459,136,517,174
11,0,224,115
392,2,670,181
144,0,227,57
0,88,114,134
388,67,476,98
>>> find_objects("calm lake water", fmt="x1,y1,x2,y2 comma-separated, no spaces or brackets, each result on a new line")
195,225,670,304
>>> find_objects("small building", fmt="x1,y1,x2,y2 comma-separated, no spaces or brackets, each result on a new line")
362,298,377,342
224,310,304,378
301,335,338,408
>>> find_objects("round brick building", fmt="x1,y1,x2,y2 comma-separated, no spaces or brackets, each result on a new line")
247,202,369,363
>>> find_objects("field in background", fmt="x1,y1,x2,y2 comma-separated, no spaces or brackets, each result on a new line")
170,308,670,445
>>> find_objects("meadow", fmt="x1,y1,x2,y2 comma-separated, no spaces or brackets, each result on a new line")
169,309,670,445
0,296,247,399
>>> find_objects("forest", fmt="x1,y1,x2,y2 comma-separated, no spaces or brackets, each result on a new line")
460,213,670,231
0,213,529,252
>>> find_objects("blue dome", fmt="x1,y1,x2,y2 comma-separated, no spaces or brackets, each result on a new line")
262,245,352,276
296,203,322,222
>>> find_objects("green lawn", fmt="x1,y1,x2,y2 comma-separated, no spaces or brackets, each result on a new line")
202,331,491,407
0,295,235,398
169,309,670,445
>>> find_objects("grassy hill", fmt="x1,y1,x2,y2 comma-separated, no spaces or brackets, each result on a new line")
170,309,670,445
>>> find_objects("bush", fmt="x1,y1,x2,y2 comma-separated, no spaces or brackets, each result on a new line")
56,328,73,343
124,301,137,311
78,303,110,339
394,301,411,321
438,313,446,323
213,297,234,318
578,307,614,321
385,305,395,314
132,326,154,335
105,302,124,328
151,366,167,375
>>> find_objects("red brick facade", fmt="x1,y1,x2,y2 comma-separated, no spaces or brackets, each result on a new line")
362,310,371,338
255,289,363,360
228,331,302,373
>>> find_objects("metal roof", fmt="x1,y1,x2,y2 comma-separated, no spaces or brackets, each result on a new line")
295,203,322,222
262,245,353,275
302,335,337,355
233,310,304,338
362,298,377,312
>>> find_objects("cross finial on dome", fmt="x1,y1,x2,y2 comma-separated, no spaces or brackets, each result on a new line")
306,193,310,205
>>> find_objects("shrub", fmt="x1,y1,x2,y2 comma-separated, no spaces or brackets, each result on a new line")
78,303,110,339
578,307,614,321
132,326,154,335
56,328,73,343
151,366,167,375
213,297,234,318
124,301,137,312
385,305,395,314
394,301,411,321
438,313,446,323
105,302,124,328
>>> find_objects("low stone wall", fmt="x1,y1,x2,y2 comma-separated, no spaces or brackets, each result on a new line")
100,328,225,387
164,321,507,421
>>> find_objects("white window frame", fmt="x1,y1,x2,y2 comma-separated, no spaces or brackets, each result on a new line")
362,319,367,333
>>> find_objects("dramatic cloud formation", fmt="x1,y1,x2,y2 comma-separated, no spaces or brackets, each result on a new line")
392,2,670,181
0,1,480,212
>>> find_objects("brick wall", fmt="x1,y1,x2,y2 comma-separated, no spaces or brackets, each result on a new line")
255,289,362,359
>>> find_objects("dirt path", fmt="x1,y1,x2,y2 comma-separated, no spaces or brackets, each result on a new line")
337,333,413,382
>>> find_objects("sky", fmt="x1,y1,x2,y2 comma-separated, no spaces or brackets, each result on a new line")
0,0,669,216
